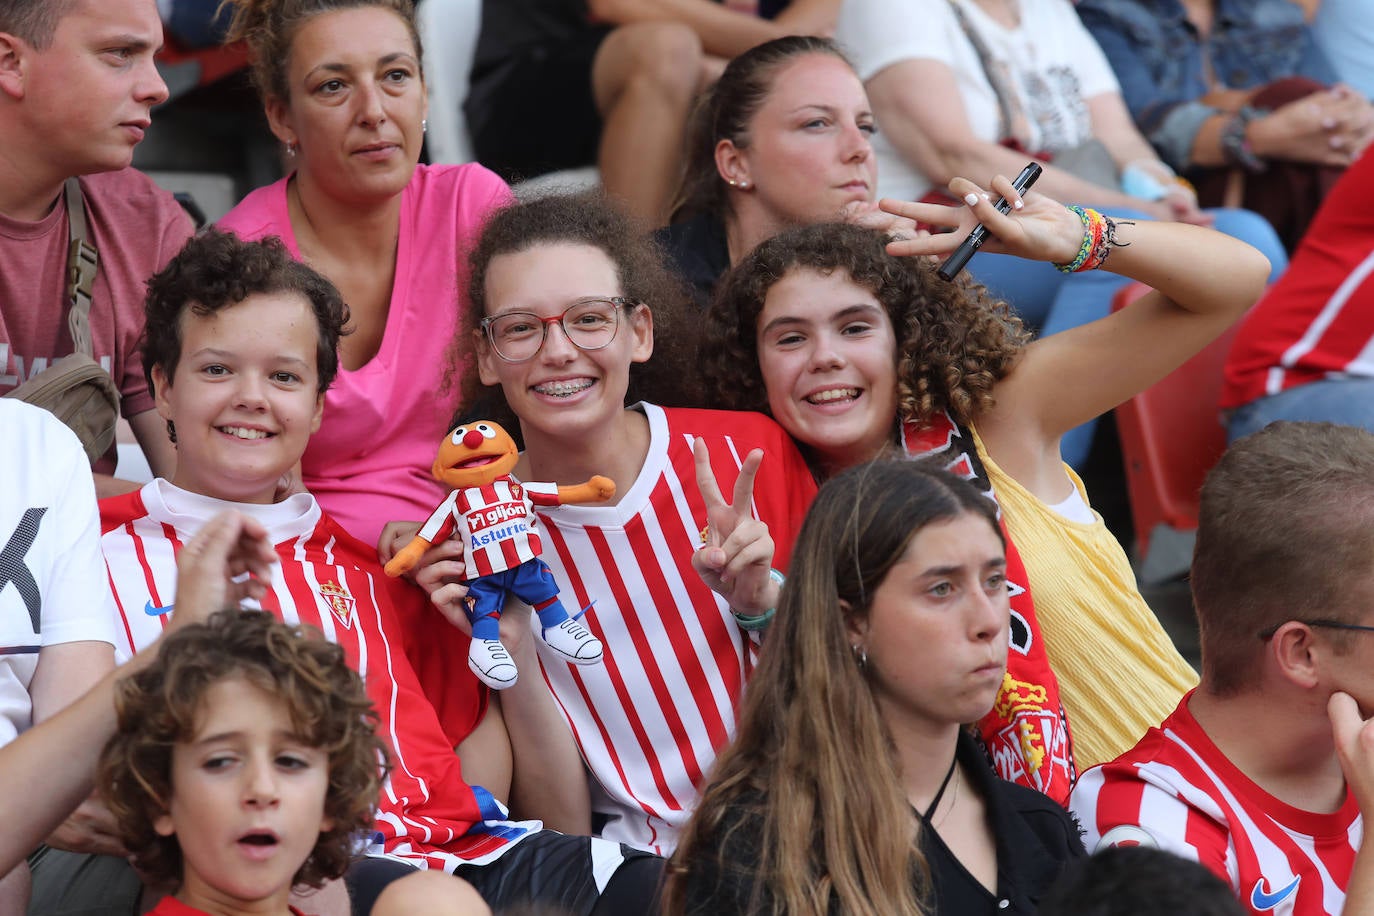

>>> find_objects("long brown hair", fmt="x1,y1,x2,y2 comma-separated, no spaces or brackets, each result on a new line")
706,223,1028,433
218,0,421,103
664,460,1004,915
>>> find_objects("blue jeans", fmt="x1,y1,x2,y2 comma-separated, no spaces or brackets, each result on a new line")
970,207,1287,468
1226,376,1374,442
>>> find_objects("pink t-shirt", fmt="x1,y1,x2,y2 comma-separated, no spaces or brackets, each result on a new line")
0,169,194,473
218,163,512,545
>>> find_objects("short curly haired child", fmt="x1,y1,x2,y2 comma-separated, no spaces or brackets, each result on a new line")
97,609,388,908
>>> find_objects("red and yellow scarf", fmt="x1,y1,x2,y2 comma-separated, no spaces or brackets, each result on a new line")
902,412,1077,803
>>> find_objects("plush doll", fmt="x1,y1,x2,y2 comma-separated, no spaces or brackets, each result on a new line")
385,420,612,688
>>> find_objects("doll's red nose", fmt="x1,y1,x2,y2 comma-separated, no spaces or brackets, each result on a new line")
463,429,485,449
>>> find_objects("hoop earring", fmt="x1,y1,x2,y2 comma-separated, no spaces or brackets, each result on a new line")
851,644,867,670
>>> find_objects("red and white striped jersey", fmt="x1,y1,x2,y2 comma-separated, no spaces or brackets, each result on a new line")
1071,693,1361,915
519,404,814,852
417,478,561,578
1222,150,1374,409
99,480,537,869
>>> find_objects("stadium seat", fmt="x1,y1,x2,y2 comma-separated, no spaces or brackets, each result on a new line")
1113,282,1238,584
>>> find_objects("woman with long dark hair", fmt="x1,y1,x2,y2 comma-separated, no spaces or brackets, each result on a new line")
665,460,1084,915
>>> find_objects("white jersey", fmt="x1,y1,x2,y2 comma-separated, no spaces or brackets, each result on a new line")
0,401,116,744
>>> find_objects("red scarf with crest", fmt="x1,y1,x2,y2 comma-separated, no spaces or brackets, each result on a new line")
901,413,1076,803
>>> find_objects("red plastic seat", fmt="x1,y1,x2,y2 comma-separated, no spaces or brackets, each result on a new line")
1112,282,1238,579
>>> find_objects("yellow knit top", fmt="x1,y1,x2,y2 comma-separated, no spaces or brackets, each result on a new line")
973,429,1198,769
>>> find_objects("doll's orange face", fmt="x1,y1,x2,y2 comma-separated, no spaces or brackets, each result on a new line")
433,421,520,489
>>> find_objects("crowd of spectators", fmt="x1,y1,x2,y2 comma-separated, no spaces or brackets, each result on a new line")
4,0,1374,913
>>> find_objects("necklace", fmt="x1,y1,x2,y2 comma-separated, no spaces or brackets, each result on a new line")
921,753,959,823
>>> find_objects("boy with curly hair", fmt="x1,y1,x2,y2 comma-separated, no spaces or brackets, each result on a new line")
97,609,387,915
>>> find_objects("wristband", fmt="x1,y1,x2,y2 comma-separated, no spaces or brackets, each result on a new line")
732,568,784,631
1054,206,1130,274
1220,107,1268,173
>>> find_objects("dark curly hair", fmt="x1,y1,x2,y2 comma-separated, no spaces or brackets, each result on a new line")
98,609,389,891
453,191,704,442
142,229,351,441
706,223,1029,434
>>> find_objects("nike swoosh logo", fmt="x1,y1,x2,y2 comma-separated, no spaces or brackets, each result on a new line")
1251,875,1300,910
144,599,174,617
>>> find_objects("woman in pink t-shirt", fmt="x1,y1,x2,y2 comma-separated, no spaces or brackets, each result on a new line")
217,0,512,546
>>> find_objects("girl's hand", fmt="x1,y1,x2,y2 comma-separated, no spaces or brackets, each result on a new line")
842,200,939,263
842,199,919,237
410,535,471,623
690,440,779,617
879,174,1083,265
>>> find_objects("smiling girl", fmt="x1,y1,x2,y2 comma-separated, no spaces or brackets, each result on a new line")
402,192,817,853
707,177,1271,770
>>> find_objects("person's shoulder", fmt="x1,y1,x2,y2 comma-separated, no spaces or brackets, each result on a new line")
313,506,388,573
410,161,511,202
219,177,290,239
80,169,189,230
655,214,728,303
97,486,151,534
0,399,75,440
662,406,793,443
1068,699,1225,836
996,778,1086,861
0,401,89,480
79,168,174,201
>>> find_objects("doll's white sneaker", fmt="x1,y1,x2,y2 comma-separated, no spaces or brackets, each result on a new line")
542,618,603,665
469,638,518,689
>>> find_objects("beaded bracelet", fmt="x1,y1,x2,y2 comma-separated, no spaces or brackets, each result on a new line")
1054,206,1126,274
732,568,785,632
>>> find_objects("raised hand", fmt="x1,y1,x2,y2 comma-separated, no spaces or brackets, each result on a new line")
1330,691,1374,813
879,174,1085,265
46,793,126,858
690,440,779,617
170,510,276,629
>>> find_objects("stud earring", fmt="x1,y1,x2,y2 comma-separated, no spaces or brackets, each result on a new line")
285,140,298,158
422,117,428,134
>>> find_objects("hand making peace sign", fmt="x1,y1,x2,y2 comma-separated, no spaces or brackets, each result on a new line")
691,439,781,619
